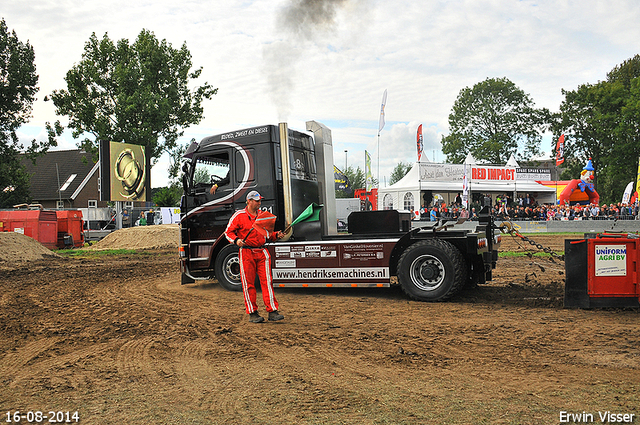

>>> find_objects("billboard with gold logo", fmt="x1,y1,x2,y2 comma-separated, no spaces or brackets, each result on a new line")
99,141,150,202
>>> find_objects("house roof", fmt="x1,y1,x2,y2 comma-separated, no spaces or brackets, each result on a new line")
21,149,99,201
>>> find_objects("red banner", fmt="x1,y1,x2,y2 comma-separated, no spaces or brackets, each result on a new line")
556,134,565,166
417,124,423,161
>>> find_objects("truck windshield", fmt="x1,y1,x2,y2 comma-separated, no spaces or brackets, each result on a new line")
193,153,230,186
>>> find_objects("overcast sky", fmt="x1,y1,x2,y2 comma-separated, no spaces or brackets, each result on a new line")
5,0,640,187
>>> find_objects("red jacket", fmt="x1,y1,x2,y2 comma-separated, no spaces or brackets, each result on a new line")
224,208,277,247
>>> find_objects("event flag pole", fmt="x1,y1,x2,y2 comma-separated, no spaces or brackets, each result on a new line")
462,163,469,210
555,134,565,205
635,157,640,209
417,124,422,189
377,133,380,186
365,150,372,192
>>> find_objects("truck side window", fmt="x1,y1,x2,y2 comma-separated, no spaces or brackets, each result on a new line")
235,148,255,185
291,148,308,180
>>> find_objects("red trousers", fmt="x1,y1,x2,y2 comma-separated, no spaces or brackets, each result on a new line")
239,247,279,314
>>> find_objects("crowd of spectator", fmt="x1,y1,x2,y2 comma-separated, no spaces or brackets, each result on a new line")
417,192,639,221
488,202,639,221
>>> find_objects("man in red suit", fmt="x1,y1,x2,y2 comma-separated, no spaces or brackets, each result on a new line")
224,191,284,323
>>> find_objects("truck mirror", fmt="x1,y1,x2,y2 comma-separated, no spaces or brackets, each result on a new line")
182,172,190,194
181,162,192,194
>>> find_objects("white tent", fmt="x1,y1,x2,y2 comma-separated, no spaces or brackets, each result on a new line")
378,162,421,211
391,162,420,190
506,154,519,168
378,161,557,210
464,152,477,164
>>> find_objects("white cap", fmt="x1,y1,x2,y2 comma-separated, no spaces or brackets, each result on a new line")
246,190,263,201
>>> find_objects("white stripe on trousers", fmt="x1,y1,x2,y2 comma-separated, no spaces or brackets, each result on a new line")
239,248,253,312
261,248,277,311
239,247,277,313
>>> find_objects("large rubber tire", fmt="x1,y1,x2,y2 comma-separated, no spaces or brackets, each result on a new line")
214,244,242,291
397,239,468,302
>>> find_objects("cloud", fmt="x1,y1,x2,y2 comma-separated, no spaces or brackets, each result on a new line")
3,0,640,189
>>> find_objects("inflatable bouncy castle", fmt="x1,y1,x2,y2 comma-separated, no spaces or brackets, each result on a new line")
558,158,599,205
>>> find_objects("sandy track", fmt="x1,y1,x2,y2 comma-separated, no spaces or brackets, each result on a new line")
0,234,638,424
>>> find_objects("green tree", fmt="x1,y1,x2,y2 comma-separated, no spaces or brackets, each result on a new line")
334,165,362,198
388,162,412,186
0,18,61,207
152,183,182,207
607,54,640,89
334,165,379,198
555,82,624,185
345,166,366,191
48,30,217,163
555,54,640,203
168,139,191,183
608,56,640,201
441,77,549,164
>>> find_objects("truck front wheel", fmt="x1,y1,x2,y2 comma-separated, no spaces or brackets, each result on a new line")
214,244,242,291
397,239,468,301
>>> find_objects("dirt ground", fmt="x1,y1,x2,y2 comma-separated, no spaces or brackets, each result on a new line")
1,229,638,424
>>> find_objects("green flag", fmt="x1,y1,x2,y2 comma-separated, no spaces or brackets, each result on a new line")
291,203,324,226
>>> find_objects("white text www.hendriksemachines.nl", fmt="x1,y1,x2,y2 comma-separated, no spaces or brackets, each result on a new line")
273,269,387,279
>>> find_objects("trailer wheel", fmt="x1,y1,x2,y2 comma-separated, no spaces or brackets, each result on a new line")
214,245,242,291
397,239,468,301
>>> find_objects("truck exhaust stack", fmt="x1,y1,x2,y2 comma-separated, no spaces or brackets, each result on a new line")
278,122,294,236
306,120,337,236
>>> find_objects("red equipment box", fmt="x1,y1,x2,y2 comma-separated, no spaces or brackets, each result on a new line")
0,209,58,250
56,210,85,248
565,234,640,308
354,188,378,211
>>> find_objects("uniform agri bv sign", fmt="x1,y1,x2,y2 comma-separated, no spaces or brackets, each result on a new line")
594,245,627,276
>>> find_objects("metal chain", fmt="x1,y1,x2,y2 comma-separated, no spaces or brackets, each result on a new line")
498,221,565,261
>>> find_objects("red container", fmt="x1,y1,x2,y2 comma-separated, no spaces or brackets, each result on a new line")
354,188,378,211
56,210,85,248
0,210,58,249
565,234,640,308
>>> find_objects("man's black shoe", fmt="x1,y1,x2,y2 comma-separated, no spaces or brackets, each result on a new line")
268,311,284,321
249,312,265,323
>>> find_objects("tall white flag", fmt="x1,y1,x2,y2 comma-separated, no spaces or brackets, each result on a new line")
378,89,387,133
622,181,634,204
